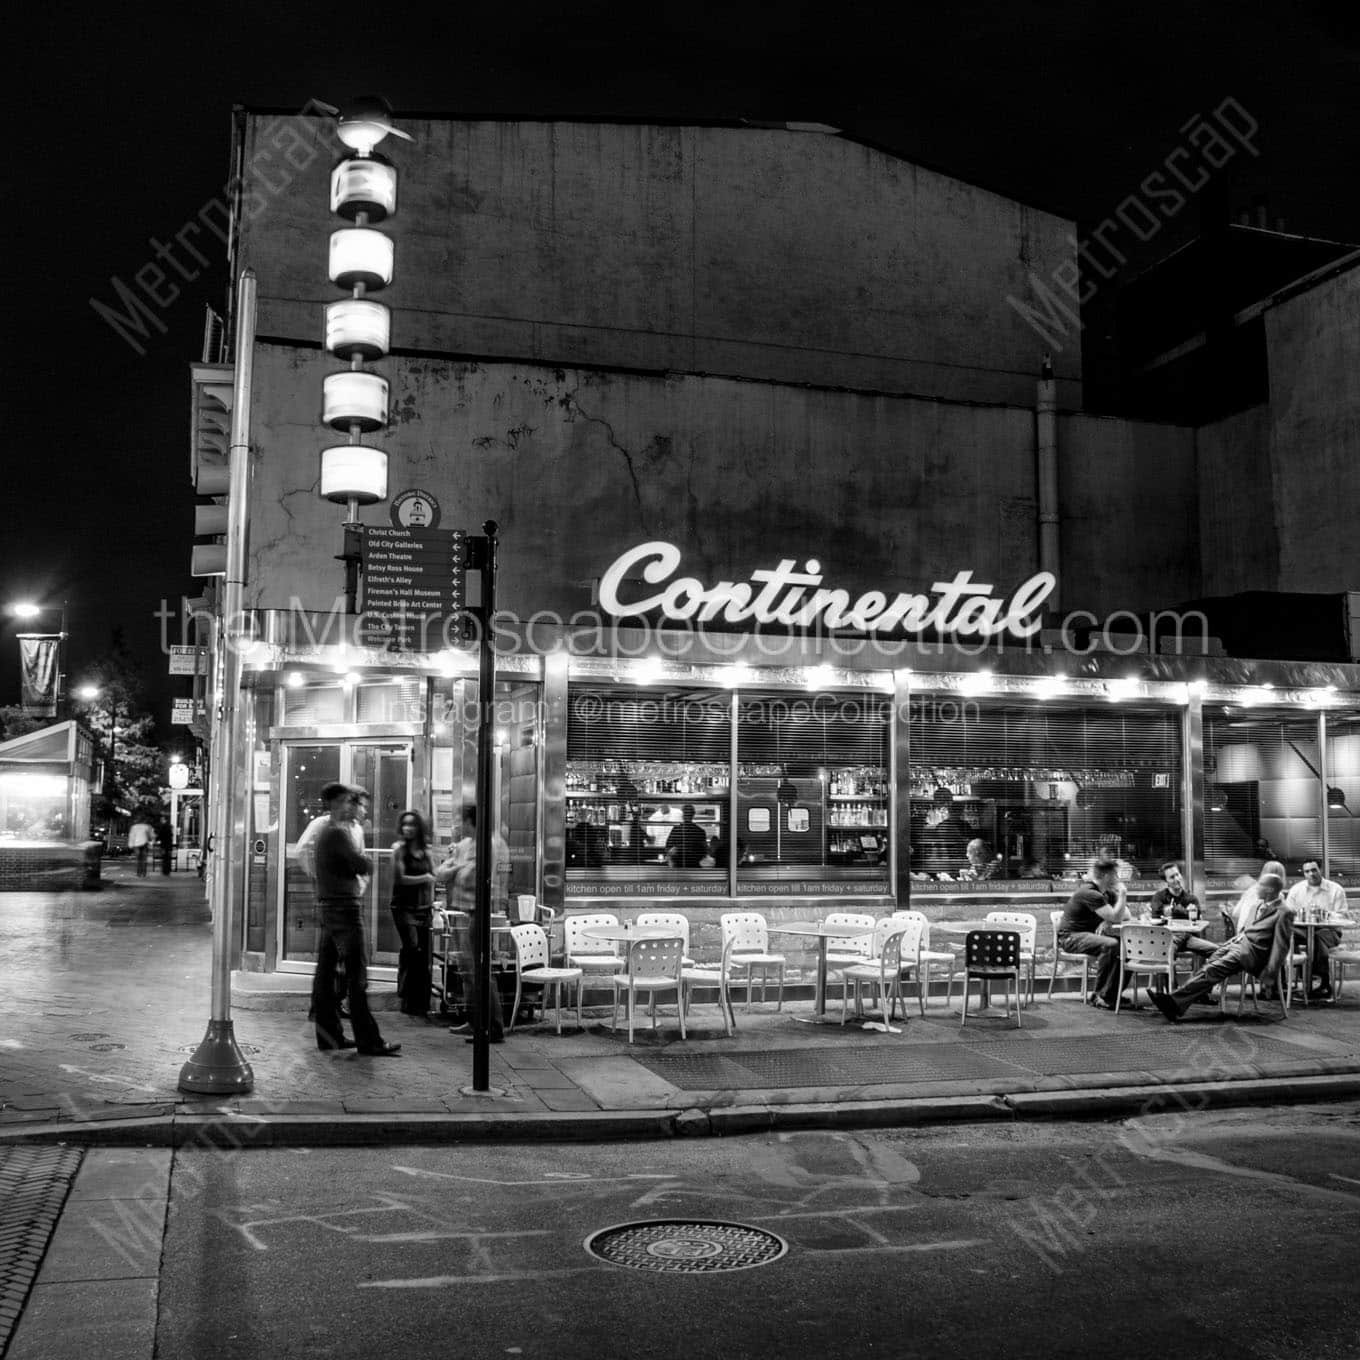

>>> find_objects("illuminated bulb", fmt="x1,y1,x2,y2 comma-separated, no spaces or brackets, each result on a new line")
286,672,304,688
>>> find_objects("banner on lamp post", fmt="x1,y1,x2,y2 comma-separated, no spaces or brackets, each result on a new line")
18,635,59,716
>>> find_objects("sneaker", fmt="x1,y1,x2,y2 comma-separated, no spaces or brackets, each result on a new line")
1090,996,1113,1011
357,1042,402,1057
447,1022,473,1034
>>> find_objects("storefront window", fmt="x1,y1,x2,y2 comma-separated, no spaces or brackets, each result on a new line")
909,697,1182,888
566,686,729,895
1325,714,1360,882
735,692,891,894
1205,711,1323,880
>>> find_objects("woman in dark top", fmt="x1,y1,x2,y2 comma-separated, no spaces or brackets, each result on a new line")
390,810,437,1017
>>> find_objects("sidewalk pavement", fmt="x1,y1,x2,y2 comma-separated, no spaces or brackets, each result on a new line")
2,862,1359,1151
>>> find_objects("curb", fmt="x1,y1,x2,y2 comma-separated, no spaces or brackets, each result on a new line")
3,1069,1358,1148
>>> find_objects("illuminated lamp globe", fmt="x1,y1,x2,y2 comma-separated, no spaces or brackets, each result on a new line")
330,156,397,222
11,602,41,619
328,228,393,291
168,762,190,790
320,445,388,505
325,299,390,360
322,372,389,432
336,95,413,157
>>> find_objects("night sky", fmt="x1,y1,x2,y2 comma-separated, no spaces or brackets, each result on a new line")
6,0,1357,724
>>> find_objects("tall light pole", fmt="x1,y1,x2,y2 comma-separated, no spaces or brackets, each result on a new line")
75,683,117,804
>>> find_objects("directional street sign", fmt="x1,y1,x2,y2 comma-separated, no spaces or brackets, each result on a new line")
359,526,467,651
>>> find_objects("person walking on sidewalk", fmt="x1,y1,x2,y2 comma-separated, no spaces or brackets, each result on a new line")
156,817,174,875
437,806,508,1044
1057,855,1131,1010
1150,873,1295,1022
390,809,437,1019
128,818,153,877
310,782,400,1057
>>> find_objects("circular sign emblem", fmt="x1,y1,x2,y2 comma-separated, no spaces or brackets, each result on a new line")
390,488,441,529
167,762,190,789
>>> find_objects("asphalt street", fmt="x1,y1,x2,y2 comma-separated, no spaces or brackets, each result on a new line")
126,1101,1359,1359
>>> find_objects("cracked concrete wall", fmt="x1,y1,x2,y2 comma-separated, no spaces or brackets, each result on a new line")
246,348,1189,623
237,113,1079,409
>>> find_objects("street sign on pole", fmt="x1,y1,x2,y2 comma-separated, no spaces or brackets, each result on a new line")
171,698,196,725
169,645,207,675
358,526,467,650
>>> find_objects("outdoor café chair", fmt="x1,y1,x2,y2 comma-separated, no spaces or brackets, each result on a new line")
1115,923,1176,1013
637,911,695,966
839,922,910,1031
564,913,622,975
1048,909,1091,1002
720,912,786,1011
609,935,687,1044
680,936,737,1037
984,910,1038,1004
508,924,583,1035
824,912,877,971
1329,945,1360,999
891,910,956,1009
959,929,1023,1028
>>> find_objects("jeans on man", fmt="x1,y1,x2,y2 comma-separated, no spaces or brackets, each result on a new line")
1058,930,1122,1005
311,901,385,1050
452,912,504,1040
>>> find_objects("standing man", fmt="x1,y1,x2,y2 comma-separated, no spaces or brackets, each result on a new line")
156,817,175,875
665,804,709,868
1286,860,1352,1001
437,806,509,1044
1148,860,1217,959
1057,855,1131,1010
1150,874,1295,1021
310,782,400,1056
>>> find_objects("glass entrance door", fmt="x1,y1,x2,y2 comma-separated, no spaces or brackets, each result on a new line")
277,740,413,971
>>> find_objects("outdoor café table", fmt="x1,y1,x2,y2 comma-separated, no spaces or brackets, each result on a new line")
767,920,875,1024
1290,914,1358,1001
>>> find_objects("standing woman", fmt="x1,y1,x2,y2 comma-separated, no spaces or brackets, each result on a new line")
390,810,437,1018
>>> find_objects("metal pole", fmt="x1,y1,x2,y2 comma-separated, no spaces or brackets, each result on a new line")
470,521,499,1093
180,269,257,1095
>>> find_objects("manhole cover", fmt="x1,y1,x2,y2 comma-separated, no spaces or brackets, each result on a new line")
584,1220,787,1273
88,1043,126,1052
69,1033,109,1042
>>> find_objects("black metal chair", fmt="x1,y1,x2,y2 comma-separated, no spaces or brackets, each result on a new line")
959,929,1023,1028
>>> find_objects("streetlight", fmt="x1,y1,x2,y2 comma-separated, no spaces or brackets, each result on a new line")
75,684,118,804
7,599,68,717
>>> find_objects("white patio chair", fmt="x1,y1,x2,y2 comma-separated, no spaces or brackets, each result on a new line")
1048,909,1092,1002
609,935,686,1044
984,910,1038,1004
1115,924,1177,1013
564,913,622,975
508,924,583,1034
891,910,958,1008
839,923,910,1032
637,911,695,966
720,912,786,1010
680,936,737,1037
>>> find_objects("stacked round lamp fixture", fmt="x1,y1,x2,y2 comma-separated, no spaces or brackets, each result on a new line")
320,96,413,522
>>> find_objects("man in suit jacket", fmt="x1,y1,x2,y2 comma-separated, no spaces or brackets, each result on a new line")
1150,873,1294,1022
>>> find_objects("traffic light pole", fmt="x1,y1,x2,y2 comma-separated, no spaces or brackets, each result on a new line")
466,521,500,1095
180,269,256,1095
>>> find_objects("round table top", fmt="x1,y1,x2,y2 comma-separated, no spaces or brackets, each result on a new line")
767,921,875,939
931,920,1015,935
582,923,681,943
1114,918,1208,932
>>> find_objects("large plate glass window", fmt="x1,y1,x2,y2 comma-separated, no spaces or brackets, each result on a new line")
566,685,729,896
909,697,1182,894
735,691,891,893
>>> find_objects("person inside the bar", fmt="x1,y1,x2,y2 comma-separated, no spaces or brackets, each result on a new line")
1057,854,1131,1010
961,837,998,880
666,803,709,868
1149,860,1216,958
1150,873,1295,1022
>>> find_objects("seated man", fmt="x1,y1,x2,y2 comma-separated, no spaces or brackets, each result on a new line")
1285,860,1352,1001
1148,860,1217,959
1149,873,1294,1022
1057,855,1130,1010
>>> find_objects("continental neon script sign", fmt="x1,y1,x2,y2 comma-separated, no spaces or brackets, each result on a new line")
599,542,1056,639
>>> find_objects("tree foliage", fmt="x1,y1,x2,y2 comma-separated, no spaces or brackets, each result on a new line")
0,706,50,742
71,631,167,819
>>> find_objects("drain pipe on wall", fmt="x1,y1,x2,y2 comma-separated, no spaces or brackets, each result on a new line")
1036,355,1061,615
